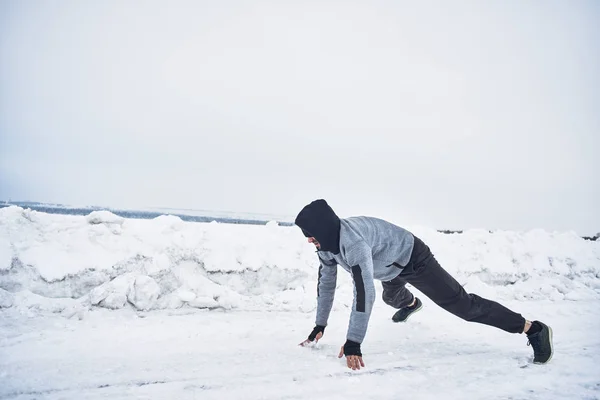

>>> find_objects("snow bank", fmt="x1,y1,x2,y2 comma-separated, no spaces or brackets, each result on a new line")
0,206,598,316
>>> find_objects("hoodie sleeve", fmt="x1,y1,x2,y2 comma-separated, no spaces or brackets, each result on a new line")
345,241,376,343
315,254,338,327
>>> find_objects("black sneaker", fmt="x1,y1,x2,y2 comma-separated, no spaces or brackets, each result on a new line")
527,321,553,364
392,297,423,323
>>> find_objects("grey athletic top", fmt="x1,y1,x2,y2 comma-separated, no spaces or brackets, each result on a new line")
294,200,415,344
315,216,415,343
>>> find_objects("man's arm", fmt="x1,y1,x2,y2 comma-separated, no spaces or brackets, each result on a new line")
345,242,376,345
315,254,338,327
300,254,337,346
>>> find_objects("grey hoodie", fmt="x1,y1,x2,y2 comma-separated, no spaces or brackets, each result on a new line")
295,200,415,343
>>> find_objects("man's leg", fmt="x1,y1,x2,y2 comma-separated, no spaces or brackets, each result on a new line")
399,237,526,333
382,275,423,322
381,275,414,309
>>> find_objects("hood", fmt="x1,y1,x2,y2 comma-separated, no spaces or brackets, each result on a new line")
294,199,341,254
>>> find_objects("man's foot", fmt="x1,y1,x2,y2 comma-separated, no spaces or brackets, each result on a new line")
527,321,553,364
392,297,423,323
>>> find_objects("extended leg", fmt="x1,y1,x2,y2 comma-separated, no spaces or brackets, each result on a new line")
400,238,526,333
398,236,553,363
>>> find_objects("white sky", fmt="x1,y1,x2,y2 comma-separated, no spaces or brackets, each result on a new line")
0,0,598,234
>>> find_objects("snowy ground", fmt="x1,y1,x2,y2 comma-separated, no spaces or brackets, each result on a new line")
2,299,599,399
1,207,599,399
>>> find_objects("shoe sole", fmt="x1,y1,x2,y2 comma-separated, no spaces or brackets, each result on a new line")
392,303,423,323
533,325,554,365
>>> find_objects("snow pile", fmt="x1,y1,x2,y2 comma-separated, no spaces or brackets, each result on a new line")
0,206,598,317
0,287,13,308
85,210,125,226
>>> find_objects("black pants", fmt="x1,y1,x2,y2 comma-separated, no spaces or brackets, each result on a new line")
382,237,526,334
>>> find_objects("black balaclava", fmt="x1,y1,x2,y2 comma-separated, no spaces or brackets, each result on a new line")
294,199,341,254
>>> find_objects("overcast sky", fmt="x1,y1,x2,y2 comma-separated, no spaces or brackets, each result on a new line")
0,1,598,234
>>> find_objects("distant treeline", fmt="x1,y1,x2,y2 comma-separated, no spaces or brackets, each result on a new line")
582,235,600,241
1,202,597,241
436,229,599,241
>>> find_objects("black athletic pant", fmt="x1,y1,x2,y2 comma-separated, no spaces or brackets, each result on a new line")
382,236,526,334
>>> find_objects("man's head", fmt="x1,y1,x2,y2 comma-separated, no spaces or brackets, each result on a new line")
307,237,321,249
295,199,341,254
297,224,321,249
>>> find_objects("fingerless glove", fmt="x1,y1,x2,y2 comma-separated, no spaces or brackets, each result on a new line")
308,325,326,341
343,339,362,356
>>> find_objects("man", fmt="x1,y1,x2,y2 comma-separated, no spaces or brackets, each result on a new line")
295,199,553,370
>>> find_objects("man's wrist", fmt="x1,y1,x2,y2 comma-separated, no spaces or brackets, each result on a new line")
343,339,362,356
308,325,326,341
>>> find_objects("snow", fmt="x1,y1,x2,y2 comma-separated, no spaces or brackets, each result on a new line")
0,206,599,399
0,288,13,308
85,210,125,226
1,302,599,399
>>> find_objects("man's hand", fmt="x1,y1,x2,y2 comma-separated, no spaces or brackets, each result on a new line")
338,340,365,370
299,325,325,346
